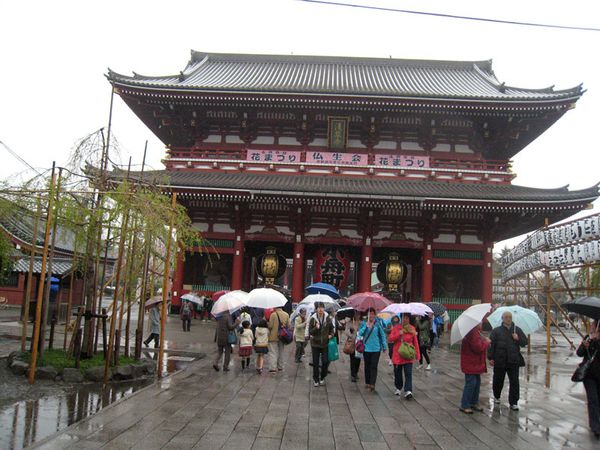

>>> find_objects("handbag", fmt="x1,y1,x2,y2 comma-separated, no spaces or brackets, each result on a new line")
572,350,596,382
356,324,376,354
227,330,237,345
398,342,416,360
343,336,356,355
276,312,293,345
328,338,339,362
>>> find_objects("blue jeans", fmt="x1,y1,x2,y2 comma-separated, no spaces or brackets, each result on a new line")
461,374,481,409
394,363,413,392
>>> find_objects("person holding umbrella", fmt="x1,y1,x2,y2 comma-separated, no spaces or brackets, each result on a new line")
389,313,420,400
143,303,161,348
308,301,334,386
459,323,491,414
487,311,527,410
343,310,363,382
213,311,240,372
576,320,600,438
357,307,387,392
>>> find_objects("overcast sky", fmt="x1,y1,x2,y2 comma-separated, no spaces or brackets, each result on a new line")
1,0,599,251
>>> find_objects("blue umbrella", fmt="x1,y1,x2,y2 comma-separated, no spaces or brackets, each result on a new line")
306,282,340,299
487,305,543,335
50,277,60,283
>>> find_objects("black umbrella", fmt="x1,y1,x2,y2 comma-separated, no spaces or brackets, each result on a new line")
336,306,356,320
563,296,600,320
425,302,447,316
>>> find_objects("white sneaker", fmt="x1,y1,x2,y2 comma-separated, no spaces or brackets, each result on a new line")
313,381,319,387
510,404,519,411
418,364,423,369
404,391,413,400
425,364,431,371
494,398,501,405
319,379,326,386
394,389,402,396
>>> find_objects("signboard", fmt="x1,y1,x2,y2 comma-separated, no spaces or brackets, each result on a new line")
328,117,349,149
306,151,366,165
245,149,430,168
374,155,429,168
246,149,301,163
313,246,351,290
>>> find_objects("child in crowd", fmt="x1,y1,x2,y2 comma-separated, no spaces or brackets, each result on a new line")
254,319,269,373
239,320,254,370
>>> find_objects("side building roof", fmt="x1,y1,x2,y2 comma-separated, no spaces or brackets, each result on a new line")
107,51,582,103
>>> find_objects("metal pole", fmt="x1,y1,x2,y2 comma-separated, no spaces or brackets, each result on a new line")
28,166,57,384
21,198,41,352
158,193,176,378
544,217,551,363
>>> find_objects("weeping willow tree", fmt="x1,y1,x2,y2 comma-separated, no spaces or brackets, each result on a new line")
2,129,204,376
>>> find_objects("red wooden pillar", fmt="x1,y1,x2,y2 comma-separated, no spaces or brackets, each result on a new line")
172,250,185,300
421,238,433,302
359,237,373,292
292,237,305,302
482,242,494,303
232,231,244,290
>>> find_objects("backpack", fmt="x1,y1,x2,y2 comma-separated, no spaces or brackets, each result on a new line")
276,312,293,345
182,302,191,319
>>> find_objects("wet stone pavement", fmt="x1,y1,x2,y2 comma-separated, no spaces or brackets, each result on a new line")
25,323,600,450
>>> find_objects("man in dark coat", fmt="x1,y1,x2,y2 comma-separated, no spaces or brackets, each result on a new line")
487,311,527,410
213,312,240,372
308,302,334,387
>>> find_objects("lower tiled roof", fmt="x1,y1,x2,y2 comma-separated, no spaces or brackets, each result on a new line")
126,170,599,205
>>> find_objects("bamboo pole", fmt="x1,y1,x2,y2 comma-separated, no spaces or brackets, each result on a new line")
63,265,75,350
135,231,152,359
94,225,111,354
21,198,41,352
39,168,62,359
157,193,176,378
103,210,130,385
28,167,57,385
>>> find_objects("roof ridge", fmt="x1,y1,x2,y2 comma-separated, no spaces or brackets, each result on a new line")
189,50,492,69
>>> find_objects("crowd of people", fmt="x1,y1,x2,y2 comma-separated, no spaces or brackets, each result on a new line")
146,295,600,440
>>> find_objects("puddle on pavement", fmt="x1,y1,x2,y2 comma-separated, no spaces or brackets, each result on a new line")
0,351,200,450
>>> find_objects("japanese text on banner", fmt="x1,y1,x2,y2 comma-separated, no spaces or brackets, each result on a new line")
246,150,301,163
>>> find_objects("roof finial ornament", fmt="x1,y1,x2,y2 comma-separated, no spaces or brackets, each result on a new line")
498,82,506,93
179,71,185,82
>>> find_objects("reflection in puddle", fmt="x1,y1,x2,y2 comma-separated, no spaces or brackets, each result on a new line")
0,351,199,450
0,380,153,450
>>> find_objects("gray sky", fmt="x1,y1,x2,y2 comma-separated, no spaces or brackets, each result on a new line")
1,0,599,250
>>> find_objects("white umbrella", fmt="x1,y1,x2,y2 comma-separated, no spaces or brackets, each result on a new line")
292,295,339,322
211,290,248,316
381,302,433,316
487,305,543,335
450,303,492,345
181,293,204,305
145,295,166,308
246,288,288,309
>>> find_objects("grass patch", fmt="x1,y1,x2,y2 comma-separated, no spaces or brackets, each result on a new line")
20,350,142,373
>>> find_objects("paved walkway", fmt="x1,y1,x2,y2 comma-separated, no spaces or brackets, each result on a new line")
26,322,599,450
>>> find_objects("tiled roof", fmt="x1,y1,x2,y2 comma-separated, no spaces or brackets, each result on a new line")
107,51,583,102
121,170,600,205
1,211,76,254
13,257,72,275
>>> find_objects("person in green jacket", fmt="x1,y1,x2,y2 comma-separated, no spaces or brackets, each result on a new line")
309,302,334,387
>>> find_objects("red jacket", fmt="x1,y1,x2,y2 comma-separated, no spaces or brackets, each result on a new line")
460,328,490,374
389,324,420,365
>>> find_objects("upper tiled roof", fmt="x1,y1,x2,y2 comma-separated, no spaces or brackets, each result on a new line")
13,257,72,275
107,51,583,103
119,170,600,205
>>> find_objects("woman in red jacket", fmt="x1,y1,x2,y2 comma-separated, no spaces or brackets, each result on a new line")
389,314,420,400
460,323,491,414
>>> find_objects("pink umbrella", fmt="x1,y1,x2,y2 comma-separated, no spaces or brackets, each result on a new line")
346,292,391,312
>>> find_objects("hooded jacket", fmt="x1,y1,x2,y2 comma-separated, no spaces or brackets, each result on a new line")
308,311,334,348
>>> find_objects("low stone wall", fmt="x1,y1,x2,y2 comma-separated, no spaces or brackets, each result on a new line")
7,351,156,383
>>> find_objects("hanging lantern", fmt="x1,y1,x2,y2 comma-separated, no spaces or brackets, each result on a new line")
256,246,287,285
376,252,408,292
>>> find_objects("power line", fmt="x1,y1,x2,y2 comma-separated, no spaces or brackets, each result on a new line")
297,0,600,32
0,140,43,175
